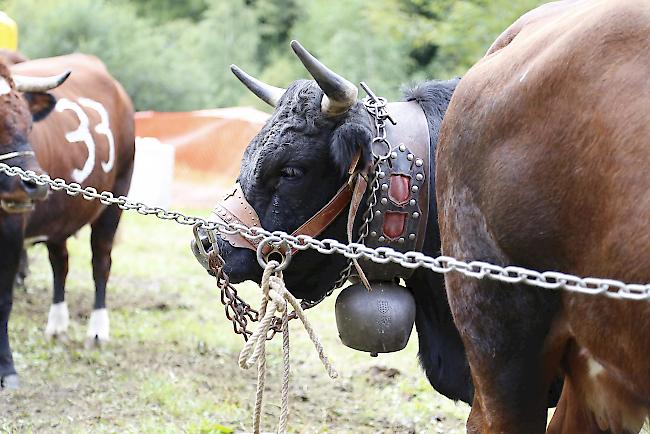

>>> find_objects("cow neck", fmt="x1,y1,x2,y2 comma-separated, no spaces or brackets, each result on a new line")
211,100,431,276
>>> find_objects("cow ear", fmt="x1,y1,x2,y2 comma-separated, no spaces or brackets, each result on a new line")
329,122,373,174
24,92,56,122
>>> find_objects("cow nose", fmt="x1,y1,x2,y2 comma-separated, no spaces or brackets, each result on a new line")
21,179,49,201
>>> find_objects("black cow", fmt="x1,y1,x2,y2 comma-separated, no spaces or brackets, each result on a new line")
194,41,473,403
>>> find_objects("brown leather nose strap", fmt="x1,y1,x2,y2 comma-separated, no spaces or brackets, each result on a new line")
213,152,362,256
212,184,262,250
214,181,355,255
287,181,353,254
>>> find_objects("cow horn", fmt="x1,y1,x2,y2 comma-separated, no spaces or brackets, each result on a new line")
230,64,285,108
13,70,71,92
290,40,358,116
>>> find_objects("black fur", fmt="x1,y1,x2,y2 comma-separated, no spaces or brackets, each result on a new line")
216,77,476,403
329,112,373,175
400,78,474,403
403,78,460,151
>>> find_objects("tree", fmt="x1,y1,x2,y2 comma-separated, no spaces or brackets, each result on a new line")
125,0,209,22
4,0,260,111
4,0,546,110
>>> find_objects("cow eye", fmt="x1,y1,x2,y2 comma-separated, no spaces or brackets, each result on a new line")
280,167,303,179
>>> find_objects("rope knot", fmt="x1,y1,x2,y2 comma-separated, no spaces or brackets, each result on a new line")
238,261,338,434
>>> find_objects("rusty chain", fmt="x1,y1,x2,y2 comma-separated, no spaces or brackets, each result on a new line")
207,250,260,340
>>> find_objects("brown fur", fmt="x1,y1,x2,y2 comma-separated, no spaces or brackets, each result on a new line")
11,54,135,240
437,0,650,432
0,54,134,385
0,49,27,66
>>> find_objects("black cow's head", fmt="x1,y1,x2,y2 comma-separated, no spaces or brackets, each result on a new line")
199,41,377,301
0,62,69,213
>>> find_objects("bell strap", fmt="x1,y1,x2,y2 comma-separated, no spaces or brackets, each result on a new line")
346,174,371,290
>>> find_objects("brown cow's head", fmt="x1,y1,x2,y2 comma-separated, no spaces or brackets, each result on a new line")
0,62,69,213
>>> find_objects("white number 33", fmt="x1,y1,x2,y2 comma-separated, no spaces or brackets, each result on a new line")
56,97,115,184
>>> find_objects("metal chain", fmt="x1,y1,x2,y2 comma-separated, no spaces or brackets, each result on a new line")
207,250,259,340
1,156,649,301
315,84,395,304
331,89,394,288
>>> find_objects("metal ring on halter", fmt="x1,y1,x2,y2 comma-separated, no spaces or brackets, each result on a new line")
257,236,292,272
192,223,211,271
206,227,220,254
371,137,391,160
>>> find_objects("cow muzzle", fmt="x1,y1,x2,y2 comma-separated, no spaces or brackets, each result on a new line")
0,151,49,213
0,178,49,213
191,184,292,277
191,183,262,274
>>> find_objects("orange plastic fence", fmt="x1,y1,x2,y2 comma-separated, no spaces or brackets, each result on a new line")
135,107,269,181
134,107,269,206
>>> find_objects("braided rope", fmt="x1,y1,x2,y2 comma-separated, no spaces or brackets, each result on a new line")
238,261,337,434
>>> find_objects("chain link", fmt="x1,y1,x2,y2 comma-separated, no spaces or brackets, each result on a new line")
329,85,396,293
2,158,649,301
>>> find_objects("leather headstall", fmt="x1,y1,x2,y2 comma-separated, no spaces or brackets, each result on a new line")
210,101,430,281
212,166,357,255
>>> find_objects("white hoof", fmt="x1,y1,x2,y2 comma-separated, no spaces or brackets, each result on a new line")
45,302,70,341
1,374,19,389
86,308,110,347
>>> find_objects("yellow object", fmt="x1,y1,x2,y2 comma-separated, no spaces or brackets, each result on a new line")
0,12,17,51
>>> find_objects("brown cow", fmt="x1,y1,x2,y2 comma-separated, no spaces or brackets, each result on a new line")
0,49,28,66
0,54,134,388
437,0,650,432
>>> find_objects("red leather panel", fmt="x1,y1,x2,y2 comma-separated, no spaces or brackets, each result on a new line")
383,211,407,239
388,174,411,206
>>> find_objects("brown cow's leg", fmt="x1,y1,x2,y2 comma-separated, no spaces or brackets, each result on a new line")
547,378,610,434
446,274,558,433
548,341,646,434
86,203,123,348
44,241,70,341
438,181,563,432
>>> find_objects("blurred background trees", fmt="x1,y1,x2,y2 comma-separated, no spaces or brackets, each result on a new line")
1,0,542,111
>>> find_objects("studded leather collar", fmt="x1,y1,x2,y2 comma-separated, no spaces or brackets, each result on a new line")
210,101,430,281
353,101,430,281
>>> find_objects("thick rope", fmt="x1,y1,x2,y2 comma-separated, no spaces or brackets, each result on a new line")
238,261,338,434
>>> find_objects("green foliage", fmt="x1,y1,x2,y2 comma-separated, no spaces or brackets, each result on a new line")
192,1,260,108
288,0,412,99
4,0,544,111
249,0,302,68
421,0,544,77
5,0,259,111
127,0,209,22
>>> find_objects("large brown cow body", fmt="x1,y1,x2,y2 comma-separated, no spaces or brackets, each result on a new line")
437,0,650,432
0,54,134,387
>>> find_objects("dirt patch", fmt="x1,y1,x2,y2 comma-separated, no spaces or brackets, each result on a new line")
1,213,469,433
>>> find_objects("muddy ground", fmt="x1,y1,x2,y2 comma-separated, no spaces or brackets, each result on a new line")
1,211,470,433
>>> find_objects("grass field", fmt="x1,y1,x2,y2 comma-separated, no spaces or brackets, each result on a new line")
0,210,470,433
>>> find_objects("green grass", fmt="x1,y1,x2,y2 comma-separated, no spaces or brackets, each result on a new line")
0,209,469,433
